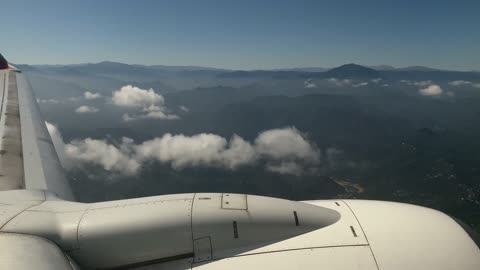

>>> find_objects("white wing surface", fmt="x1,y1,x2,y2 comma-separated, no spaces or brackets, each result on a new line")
0,54,73,200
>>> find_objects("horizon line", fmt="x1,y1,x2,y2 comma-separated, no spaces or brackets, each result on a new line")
12,61,480,73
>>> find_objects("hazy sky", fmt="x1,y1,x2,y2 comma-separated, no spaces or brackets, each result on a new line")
3,0,479,70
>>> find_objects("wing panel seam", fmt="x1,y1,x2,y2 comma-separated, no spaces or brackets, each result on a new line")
342,200,380,270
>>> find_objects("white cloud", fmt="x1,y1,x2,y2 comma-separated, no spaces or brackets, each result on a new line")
136,133,257,169
266,161,304,176
413,80,434,87
84,91,103,99
222,135,258,169
352,82,368,88
37,98,60,104
142,110,180,120
112,85,164,108
381,84,389,87
179,105,190,112
254,127,319,163
304,79,317,88
46,125,320,176
371,78,382,83
400,80,435,87
327,78,351,87
65,138,140,175
137,127,319,174
448,80,480,88
449,80,471,86
122,110,179,121
142,105,179,119
419,85,443,96
75,105,99,113
112,85,178,121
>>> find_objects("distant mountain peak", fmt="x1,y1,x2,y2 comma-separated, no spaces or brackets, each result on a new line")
325,64,380,79
343,63,373,69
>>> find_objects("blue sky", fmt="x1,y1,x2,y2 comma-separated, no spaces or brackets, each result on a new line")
2,0,479,70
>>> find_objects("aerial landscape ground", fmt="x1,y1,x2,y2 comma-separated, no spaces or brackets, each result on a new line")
20,61,480,232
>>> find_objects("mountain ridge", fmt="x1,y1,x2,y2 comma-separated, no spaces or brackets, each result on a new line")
14,61,477,73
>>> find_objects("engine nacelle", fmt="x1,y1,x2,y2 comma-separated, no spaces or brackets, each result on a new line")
1,192,340,269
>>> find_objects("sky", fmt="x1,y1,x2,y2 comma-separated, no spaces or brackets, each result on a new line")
2,0,479,70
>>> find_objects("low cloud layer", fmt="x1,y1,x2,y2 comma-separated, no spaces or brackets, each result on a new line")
75,105,99,113
84,91,103,100
123,110,179,121
112,85,179,121
400,80,434,87
419,85,443,96
327,78,351,87
449,80,471,86
66,138,140,175
449,80,480,88
414,80,434,87
37,98,60,104
46,124,320,176
352,82,368,88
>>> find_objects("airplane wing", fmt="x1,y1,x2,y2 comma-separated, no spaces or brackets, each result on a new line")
0,53,479,270
0,53,73,200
